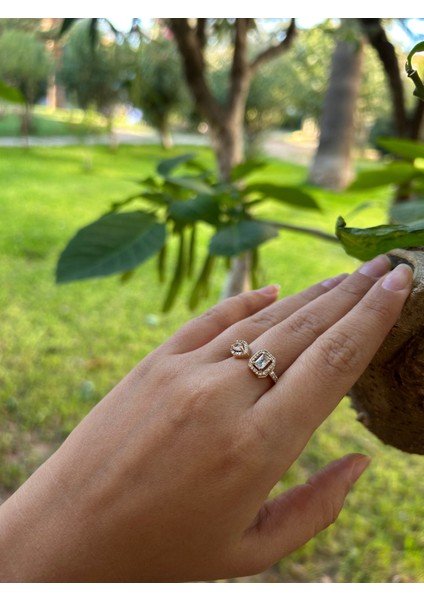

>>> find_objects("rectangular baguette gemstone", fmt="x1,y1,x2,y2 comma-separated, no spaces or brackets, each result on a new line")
254,352,271,370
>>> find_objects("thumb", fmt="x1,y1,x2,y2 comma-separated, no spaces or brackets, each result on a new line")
239,454,370,575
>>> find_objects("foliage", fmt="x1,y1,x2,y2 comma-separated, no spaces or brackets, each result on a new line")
58,20,133,118
130,35,189,145
405,41,424,101
337,137,424,259
0,29,52,105
56,153,322,311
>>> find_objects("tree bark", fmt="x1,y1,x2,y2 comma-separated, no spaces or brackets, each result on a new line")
350,248,424,455
309,35,364,191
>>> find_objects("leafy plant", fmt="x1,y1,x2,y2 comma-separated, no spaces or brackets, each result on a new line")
336,137,424,260
405,41,424,101
57,153,327,311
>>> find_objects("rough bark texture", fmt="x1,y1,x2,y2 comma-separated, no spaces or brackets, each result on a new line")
308,37,364,191
350,248,424,454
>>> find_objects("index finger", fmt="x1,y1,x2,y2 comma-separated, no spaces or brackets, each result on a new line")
254,263,413,467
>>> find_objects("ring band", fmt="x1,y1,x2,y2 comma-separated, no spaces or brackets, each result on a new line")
248,349,278,384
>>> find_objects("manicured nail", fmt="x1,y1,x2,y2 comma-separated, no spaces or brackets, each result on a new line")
359,255,391,278
258,284,280,296
321,273,349,290
381,263,414,292
349,455,371,486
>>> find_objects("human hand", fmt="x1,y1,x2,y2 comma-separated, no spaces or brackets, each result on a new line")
0,255,413,582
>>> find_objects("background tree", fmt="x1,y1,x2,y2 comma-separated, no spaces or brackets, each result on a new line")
0,29,52,135
309,20,364,190
130,34,189,149
58,20,133,141
360,18,424,141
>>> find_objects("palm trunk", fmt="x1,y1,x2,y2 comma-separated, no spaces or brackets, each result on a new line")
309,36,364,190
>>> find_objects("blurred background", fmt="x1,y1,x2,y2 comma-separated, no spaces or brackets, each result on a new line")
1,17,424,583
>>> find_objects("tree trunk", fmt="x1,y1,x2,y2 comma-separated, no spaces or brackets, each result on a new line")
350,248,424,455
167,19,296,297
309,36,364,191
20,103,32,142
159,120,173,150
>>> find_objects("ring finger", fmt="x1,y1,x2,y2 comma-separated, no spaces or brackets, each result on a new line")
218,255,391,396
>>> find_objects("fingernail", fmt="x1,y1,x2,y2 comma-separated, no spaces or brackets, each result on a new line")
258,284,280,296
321,273,349,290
382,263,414,292
359,255,391,278
349,455,371,486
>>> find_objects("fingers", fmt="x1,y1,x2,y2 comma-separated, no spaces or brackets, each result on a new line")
162,285,280,354
205,273,348,361
246,255,391,379
236,454,370,576
256,263,413,463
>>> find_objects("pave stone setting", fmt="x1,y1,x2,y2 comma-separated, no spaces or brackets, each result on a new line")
230,340,250,358
248,350,276,378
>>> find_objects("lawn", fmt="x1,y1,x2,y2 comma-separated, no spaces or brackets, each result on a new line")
1,143,424,583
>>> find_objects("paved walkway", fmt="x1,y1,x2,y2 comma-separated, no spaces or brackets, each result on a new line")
0,129,317,166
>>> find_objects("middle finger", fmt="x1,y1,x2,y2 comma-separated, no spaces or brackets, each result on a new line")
217,254,391,398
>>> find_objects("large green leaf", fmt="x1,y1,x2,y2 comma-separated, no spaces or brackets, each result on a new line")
231,159,267,182
390,199,424,224
336,216,424,261
157,153,196,177
244,183,320,210
57,211,166,282
164,175,214,195
377,138,424,161
209,220,279,257
168,195,220,225
348,162,421,190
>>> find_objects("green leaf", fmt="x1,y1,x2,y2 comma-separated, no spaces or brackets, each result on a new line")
0,81,24,104
335,216,424,261
189,254,216,310
168,194,220,225
164,176,214,195
390,199,424,224
348,163,421,190
244,183,320,211
377,138,424,161
231,159,267,182
157,153,196,177
162,229,186,312
56,211,166,282
210,220,279,257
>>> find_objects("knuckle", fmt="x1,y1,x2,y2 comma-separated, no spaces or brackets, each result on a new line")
249,309,278,330
338,277,367,300
286,309,323,340
317,330,361,377
362,295,393,323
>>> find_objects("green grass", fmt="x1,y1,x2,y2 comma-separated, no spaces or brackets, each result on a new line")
0,106,106,137
1,143,424,582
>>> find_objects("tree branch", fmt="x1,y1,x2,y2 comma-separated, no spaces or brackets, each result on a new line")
253,218,339,243
167,19,222,123
359,18,408,137
250,19,297,73
228,19,252,112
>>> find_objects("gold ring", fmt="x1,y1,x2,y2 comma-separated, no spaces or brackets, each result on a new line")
248,350,278,384
230,340,250,358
